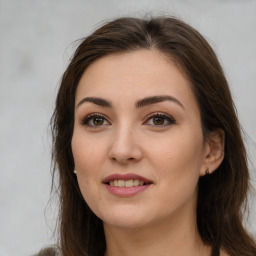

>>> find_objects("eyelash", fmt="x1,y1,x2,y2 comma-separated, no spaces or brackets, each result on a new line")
144,112,176,126
81,113,109,128
81,112,176,128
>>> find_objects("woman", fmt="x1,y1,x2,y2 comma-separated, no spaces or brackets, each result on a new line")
44,16,256,256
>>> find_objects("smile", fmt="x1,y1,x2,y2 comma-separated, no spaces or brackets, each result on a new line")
109,179,145,187
103,173,153,196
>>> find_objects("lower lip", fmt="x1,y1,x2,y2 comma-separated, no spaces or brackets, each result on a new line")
104,184,151,196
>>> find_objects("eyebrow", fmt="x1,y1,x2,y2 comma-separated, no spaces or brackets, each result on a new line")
77,97,112,108
136,95,184,109
77,95,184,109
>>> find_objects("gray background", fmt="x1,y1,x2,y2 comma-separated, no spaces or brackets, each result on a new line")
0,0,255,255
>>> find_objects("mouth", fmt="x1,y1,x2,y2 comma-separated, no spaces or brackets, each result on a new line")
106,179,149,187
102,173,153,188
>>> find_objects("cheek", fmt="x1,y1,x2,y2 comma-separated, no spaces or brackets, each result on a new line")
71,133,106,201
146,129,204,195
146,132,203,214
149,130,203,169
72,131,106,172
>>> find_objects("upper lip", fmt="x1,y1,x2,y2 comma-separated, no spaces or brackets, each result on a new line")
102,173,153,184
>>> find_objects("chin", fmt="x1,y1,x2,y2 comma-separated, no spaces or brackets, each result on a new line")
103,217,149,230
98,206,152,230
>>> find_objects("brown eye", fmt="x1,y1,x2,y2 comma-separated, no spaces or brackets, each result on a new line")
93,117,104,126
145,113,176,126
153,116,165,125
82,114,110,127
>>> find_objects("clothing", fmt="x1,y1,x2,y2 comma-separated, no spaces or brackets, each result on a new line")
34,245,220,256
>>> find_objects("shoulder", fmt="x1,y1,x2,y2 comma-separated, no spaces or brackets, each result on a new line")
32,247,60,256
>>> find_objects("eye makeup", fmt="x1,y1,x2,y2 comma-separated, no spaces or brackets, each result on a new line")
81,113,110,128
80,111,176,129
143,112,176,126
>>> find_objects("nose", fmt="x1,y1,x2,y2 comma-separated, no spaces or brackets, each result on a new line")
108,125,143,165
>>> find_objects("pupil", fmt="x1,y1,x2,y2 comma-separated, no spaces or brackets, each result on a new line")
93,117,103,125
153,117,164,125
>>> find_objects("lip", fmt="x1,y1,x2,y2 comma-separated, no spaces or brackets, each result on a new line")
104,183,151,197
102,173,153,184
102,173,153,197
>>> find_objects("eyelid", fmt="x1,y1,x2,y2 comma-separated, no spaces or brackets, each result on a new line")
143,112,176,125
80,111,176,127
81,113,111,127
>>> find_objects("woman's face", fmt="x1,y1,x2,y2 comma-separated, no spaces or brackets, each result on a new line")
72,49,209,229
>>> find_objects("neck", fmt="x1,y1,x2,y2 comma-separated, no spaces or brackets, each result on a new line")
103,204,211,256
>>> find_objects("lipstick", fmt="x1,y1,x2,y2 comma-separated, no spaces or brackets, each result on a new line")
103,173,152,184
103,173,153,197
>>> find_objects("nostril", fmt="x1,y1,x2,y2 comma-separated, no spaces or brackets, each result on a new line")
108,141,143,164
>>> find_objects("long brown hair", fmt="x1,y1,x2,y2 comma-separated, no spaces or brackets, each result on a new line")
51,16,256,256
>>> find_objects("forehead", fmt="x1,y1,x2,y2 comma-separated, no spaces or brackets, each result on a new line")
76,49,197,110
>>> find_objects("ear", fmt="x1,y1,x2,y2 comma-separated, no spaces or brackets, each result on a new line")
200,129,225,176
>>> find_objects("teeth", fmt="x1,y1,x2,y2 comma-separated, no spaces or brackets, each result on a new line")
125,180,133,187
118,180,125,187
133,179,139,186
109,179,145,187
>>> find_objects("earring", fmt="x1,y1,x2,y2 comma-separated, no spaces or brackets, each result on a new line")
205,168,210,175
74,169,77,174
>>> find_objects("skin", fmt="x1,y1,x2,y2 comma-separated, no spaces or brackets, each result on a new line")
71,49,226,256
